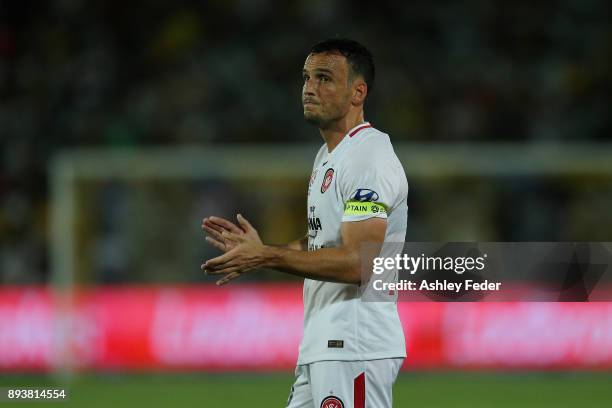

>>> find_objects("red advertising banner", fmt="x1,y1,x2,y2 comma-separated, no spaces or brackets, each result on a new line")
1,285,611,371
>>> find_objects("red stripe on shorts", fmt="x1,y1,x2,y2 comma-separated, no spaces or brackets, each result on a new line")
354,372,365,408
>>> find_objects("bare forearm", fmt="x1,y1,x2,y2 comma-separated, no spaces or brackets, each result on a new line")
263,246,361,284
272,235,308,251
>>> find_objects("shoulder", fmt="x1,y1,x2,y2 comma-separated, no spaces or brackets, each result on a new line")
340,125,407,185
346,126,395,161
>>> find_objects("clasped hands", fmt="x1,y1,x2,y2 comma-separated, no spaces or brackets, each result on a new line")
201,214,268,286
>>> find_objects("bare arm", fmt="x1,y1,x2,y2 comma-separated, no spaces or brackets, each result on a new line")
204,217,386,285
274,235,308,251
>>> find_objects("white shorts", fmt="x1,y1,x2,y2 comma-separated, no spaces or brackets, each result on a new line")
286,358,404,408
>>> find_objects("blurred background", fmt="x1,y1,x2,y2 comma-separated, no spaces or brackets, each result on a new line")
1,0,612,407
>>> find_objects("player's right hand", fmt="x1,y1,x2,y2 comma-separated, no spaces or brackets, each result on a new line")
201,214,262,253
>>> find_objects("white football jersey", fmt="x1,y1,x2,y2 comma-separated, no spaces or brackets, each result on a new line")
298,122,408,365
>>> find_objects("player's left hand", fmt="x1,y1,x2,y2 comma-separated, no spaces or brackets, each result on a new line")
202,231,269,286
202,214,263,253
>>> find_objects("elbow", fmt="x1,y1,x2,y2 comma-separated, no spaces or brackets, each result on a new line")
346,266,362,285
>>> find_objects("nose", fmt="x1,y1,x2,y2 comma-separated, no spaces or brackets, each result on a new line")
303,78,316,97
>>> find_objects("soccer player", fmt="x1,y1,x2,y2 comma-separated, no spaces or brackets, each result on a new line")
202,38,408,408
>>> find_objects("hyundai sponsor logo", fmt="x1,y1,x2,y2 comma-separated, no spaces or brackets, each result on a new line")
352,188,379,202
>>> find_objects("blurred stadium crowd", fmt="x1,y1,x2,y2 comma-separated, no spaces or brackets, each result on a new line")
1,1,611,283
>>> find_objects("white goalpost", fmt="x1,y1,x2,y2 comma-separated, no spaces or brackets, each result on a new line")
49,142,612,289
45,142,612,375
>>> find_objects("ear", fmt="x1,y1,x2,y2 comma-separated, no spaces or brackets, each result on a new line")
351,79,368,106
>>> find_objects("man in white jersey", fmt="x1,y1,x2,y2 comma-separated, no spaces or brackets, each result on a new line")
202,38,408,408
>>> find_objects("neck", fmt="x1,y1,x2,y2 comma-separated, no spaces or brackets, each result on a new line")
320,110,365,153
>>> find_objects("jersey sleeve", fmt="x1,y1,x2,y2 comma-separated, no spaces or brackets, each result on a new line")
338,137,401,223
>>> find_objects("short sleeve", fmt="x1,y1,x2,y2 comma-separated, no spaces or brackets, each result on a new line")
338,138,401,222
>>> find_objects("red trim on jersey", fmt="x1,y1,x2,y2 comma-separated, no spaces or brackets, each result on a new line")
354,372,365,408
348,123,372,137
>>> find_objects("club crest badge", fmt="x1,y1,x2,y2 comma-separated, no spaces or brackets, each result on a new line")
321,168,334,193
321,395,344,408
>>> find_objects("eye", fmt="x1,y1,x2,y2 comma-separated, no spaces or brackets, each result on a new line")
302,74,310,81
319,75,330,82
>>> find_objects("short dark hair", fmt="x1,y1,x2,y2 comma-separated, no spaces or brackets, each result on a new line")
309,38,375,95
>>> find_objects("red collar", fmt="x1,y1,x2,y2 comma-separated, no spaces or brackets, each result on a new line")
348,123,372,137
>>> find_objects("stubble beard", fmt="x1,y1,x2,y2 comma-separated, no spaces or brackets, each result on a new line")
304,111,326,127
303,107,341,130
